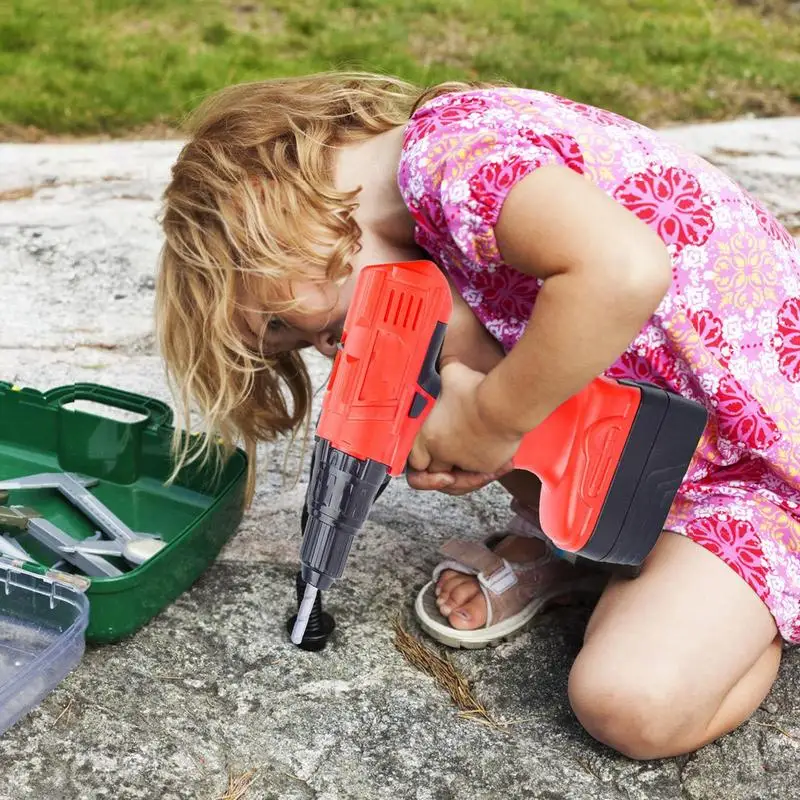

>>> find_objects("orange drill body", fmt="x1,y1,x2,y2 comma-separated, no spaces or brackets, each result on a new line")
316,260,452,475
299,259,707,599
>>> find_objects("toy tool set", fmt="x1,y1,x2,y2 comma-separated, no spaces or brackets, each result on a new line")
292,259,707,643
0,472,166,576
0,382,247,735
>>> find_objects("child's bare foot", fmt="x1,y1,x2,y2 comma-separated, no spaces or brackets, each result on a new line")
434,535,550,629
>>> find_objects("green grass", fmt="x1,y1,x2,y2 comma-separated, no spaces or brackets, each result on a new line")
1,0,799,136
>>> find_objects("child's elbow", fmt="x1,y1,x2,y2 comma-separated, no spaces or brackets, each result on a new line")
620,236,672,311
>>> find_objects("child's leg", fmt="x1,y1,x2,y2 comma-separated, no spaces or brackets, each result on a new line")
568,531,781,760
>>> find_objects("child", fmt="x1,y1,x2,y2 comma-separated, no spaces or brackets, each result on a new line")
155,72,800,760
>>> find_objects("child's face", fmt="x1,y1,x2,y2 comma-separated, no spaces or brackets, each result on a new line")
236,273,355,359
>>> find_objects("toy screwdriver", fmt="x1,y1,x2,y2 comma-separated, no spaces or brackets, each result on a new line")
291,260,707,644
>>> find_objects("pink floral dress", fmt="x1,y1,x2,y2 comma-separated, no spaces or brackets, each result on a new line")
397,88,800,643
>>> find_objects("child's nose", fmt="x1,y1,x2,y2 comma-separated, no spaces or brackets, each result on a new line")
312,329,339,359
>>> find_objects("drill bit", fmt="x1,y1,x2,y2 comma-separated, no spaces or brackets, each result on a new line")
291,583,319,645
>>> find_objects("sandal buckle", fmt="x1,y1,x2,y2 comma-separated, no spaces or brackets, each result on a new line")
477,559,517,595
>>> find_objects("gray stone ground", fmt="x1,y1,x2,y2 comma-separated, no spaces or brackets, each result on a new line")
1,118,799,800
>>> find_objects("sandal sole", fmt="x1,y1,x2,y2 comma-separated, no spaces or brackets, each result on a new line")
413,579,603,650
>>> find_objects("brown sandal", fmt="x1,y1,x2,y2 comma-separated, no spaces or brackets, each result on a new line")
414,535,607,649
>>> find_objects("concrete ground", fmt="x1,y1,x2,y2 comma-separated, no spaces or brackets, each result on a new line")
1,118,799,800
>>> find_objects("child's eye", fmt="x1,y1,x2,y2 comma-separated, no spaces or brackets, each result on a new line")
266,317,286,333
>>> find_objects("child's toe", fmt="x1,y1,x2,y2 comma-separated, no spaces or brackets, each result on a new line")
436,573,476,612
440,577,484,619
437,569,469,593
448,593,488,630
446,579,482,609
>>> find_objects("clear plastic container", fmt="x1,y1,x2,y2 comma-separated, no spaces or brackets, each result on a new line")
0,558,89,735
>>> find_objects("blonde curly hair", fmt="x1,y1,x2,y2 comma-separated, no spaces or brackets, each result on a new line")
156,71,496,502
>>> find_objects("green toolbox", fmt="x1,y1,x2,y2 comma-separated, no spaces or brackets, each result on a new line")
0,380,248,734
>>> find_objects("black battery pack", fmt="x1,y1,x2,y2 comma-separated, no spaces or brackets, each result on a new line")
576,381,708,566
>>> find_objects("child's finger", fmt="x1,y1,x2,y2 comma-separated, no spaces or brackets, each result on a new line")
406,470,455,491
408,439,432,472
438,470,498,495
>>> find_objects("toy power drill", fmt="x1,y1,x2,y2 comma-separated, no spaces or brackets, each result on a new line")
290,259,707,643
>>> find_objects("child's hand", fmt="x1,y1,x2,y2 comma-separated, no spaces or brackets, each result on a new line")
405,467,499,496
407,361,521,487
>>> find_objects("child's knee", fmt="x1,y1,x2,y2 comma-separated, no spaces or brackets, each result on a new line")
568,650,698,760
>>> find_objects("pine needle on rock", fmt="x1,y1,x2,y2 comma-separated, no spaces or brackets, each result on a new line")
214,769,257,800
391,616,500,729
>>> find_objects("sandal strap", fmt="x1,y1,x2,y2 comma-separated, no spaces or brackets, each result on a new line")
430,536,596,629
438,539,518,593
508,499,547,540
432,539,522,628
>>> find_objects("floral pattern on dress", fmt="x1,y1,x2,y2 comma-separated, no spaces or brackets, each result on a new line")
687,308,732,367
397,87,800,642
686,515,769,597
775,297,800,383
614,167,715,253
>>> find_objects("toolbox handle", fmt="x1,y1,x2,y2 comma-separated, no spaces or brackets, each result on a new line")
45,384,174,431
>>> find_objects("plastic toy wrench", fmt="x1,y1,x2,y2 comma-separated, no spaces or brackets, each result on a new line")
57,536,164,566
0,535,32,562
7,505,123,578
0,472,162,543
0,473,98,491
58,472,162,543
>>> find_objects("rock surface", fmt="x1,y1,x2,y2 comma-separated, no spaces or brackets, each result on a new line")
1,118,799,800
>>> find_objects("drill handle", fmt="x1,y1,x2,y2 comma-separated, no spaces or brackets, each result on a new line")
510,375,641,552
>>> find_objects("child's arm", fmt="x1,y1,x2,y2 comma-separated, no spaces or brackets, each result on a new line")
409,164,671,480
477,164,672,437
